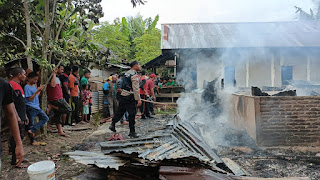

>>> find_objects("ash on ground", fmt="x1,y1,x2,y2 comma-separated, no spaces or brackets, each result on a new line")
72,114,320,180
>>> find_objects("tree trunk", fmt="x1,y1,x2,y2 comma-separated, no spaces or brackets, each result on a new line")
23,1,33,71
41,0,50,109
38,0,52,136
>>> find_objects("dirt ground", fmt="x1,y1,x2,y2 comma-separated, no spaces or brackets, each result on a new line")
1,123,97,180
2,114,320,180
218,146,320,180
0,113,174,180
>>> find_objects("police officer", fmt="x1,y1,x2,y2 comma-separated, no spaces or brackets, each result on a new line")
109,61,142,138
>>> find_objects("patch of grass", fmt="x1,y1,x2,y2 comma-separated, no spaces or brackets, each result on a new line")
156,108,177,115
93,112,103,127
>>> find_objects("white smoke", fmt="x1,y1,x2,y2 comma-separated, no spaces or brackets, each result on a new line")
174,1,320,148
101,0,319,27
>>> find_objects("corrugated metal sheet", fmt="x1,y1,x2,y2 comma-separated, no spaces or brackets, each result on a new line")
65,151,127,170
161,21,320,49
66,117,245,175
91,91,105,113
99,117,230,173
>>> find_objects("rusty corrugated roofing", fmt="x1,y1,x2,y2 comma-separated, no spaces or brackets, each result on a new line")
65,151,127,170
161,21,320,49
66,117,245,176
99,117,229,173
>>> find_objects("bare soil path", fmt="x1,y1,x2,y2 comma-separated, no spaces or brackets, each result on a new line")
1,123,96,180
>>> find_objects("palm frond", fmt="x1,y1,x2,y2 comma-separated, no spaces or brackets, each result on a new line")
131,0,145,8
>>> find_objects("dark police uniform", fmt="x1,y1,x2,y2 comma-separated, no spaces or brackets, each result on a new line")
109,69,140,137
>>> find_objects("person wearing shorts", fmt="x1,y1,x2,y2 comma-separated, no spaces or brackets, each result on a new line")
81,84,90,123
47,68,72,137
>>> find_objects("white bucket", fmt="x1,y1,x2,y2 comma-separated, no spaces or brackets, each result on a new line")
27,161,55,180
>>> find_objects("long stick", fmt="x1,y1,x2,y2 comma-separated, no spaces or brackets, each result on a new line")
141,99,168,106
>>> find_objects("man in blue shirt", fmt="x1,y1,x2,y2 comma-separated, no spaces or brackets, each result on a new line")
24,72,49,145
103,79,110,118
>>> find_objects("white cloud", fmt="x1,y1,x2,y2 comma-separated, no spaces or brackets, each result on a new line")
100,0,318,26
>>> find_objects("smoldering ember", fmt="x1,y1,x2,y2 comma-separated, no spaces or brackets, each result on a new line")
2,1,320,180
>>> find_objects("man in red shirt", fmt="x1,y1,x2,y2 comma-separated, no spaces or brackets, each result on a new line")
145,74,156,116
146,74,156,99
139,72,156,119
47,66,72,136
139,71,148,119
8,68,28,167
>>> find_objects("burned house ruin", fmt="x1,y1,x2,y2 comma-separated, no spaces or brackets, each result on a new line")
145,21,320,147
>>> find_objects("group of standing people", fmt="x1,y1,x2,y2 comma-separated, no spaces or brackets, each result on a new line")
0,60,161,169
0,64,92,168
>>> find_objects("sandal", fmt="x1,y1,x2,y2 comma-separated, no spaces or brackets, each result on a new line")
58,132,70,137
31,141,41,146
15,163,29,168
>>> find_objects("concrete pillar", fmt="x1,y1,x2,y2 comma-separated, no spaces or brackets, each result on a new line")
280,54,284,86
307,56,311,81
280,54,284,66
246,59,249,87
271,54,275,87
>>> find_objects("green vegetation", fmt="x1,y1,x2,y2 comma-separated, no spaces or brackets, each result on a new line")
0,0,156,109
92,14,161,64
156,108,177,115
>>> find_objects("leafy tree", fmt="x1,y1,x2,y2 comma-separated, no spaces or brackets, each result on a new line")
0,0,29,65
92,22,130,62
134,29,161,64
120,14,160,60
92,14,161,64
131,0,145,7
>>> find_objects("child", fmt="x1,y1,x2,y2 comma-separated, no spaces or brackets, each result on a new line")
81,84,90,123
87,84,93,122
24,72,49,145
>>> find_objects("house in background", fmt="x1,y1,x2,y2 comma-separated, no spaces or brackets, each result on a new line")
145,21,320,90
145,21,320,147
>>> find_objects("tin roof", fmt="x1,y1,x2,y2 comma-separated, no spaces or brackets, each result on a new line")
161,21,320,49
99,117,231,173
143,52,175,69
66,117,245,175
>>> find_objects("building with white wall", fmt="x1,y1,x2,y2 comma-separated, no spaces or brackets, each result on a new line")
145,21,320,89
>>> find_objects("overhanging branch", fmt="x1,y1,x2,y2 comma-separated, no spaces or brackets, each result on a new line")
31,19,44,37
3,33,27,49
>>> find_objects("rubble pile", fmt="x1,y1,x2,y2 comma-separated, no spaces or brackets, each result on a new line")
66,117,247,179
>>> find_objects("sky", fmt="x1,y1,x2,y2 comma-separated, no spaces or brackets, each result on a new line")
100,0,319,26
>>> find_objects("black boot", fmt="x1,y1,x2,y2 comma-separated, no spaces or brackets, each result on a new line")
146,115,154,118
109,123,116,132
128,130,139,138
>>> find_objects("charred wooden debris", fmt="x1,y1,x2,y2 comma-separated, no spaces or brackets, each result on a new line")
66,117,247,179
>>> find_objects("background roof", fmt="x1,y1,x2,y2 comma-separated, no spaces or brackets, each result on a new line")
161,21,320,49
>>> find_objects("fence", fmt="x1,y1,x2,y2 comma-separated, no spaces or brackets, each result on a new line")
91,91,105,114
